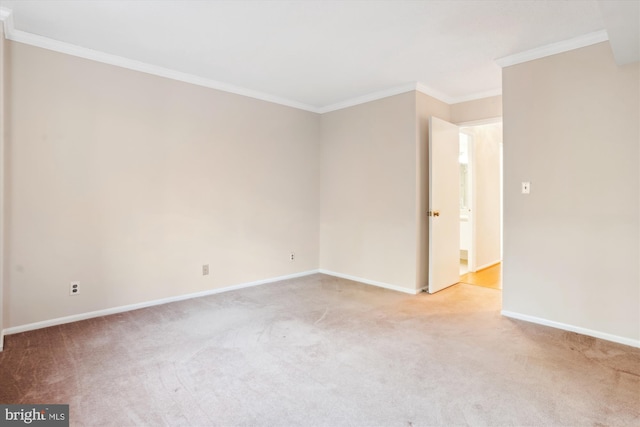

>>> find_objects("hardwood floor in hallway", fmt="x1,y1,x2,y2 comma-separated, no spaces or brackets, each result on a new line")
459,262,502,290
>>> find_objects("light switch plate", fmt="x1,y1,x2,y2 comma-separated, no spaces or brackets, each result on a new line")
521,182,531,194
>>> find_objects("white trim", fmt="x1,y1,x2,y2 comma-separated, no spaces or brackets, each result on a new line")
474,260,501,273
496,30,609,68
319,82,503,115
0,8,319,113
457,116,502,127
501,310,640,349
448,88,503,105
416,83,502,105
0,7,505,115
3,270,319,336
318,269,419,295
415,82,456,105
317,83,417,114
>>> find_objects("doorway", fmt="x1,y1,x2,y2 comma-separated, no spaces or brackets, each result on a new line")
457,121,503,288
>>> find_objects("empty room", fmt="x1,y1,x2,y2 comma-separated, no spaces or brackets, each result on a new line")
0,1,638,426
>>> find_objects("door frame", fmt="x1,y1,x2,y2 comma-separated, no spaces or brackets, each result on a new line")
459,128,476,273
457,117,503,274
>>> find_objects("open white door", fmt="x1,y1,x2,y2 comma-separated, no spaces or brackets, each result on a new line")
428,116,460,293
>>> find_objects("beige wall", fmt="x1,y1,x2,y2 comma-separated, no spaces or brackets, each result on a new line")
503,42,639,342
319,92,419,291
318,91,451,292
8,27,636,348
2,30,512,333
451,95,502,125
6,42,321,328
3,37,505,331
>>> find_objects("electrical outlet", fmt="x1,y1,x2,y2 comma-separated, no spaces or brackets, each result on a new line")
290,252,295,261
70,281,80,296
521,181,531,194
202,264,209,276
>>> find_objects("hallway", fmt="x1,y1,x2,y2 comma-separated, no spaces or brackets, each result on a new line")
460,262,502,290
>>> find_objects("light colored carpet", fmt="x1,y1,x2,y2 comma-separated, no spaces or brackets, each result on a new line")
1,273,638,426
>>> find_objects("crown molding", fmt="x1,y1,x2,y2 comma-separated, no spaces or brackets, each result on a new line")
319,81,505,114
317,83,418,114
496,30,609,68
416,83,502,106
448,88,503,104
415,82,456,104
0,7,320,113
0,6,503,114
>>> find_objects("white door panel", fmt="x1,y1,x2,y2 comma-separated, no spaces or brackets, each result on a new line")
428,116,460,293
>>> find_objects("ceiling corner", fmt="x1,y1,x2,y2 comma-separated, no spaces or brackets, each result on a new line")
495,30,609,68
415,82,455,105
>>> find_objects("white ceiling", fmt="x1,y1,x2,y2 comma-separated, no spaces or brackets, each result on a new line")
1,1,637,111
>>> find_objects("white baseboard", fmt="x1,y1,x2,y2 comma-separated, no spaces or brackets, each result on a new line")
2,270,320,337
501,310,640,349
473,260,501,272
318,269,419,295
